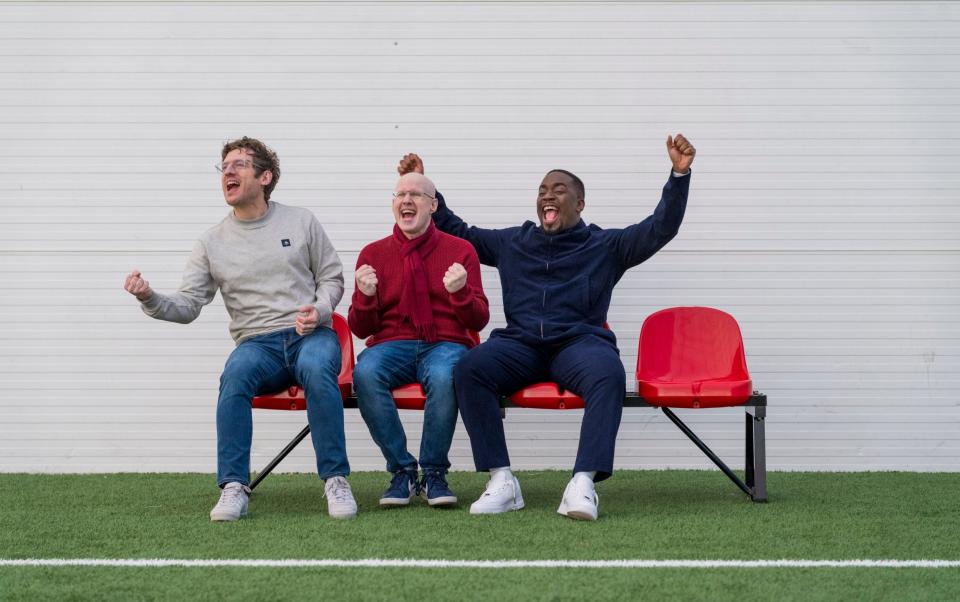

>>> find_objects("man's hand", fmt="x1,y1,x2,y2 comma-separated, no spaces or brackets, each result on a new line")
295,305,319,335
666,134,696,174
397,153,425,176
443,262,467,294
123,270,154,302
355,264,378,297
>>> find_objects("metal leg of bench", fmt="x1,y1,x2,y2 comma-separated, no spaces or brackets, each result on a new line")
660,406,753,500
746,405,767,502
249,424,311,491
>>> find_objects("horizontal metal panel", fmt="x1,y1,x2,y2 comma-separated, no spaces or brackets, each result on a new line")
2,0,958,472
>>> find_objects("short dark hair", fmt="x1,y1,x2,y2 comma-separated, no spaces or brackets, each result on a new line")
221,137,281,201
547,169,585,200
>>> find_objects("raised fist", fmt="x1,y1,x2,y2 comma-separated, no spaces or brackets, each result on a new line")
123,270,153,302
355,264,378,297
666,134,696,174
397,153,424,176
443,262,467,294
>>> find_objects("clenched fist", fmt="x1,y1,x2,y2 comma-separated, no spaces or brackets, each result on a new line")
666,134,696,174
295,305,319,335
123,270,153,302
397,153,425,176
355,264,378,297
443,262,467,294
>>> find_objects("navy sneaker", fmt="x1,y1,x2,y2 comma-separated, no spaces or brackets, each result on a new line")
422,470,458,507
380,470,418,506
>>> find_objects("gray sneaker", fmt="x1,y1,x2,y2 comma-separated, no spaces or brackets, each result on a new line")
324,476,358,519
209,482,250,522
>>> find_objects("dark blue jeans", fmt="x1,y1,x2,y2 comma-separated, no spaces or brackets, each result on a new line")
454,334,625,482
216,327,349,486
353,340,467,473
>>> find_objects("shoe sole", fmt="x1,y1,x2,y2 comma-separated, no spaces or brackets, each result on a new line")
427,495,458,507
469,500,524,514
379,497,412,507
329,510,357,520
557,501,597,521
209,509,247,522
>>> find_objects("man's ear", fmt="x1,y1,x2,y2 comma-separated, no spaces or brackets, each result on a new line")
577,198,585,213
430,197,439,214
259,170,273,186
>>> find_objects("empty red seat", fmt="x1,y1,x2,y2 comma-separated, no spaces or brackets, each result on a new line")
251,312,355,411
636,307,752,409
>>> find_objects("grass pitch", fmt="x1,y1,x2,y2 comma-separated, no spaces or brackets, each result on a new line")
1,470,958,600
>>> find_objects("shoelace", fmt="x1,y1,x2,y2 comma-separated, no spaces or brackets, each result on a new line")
219,486,246,506
327,478,353,503
421,472,447,496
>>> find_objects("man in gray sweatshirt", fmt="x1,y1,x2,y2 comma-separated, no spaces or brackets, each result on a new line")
123,137,356,521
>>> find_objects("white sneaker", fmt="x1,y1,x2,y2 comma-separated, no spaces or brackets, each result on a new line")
209,482,250,522
557,476,599,521
469,475,525,514
324,476,358,519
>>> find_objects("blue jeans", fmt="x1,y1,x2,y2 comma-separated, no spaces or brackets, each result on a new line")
216,327,349,487
353,340,467,473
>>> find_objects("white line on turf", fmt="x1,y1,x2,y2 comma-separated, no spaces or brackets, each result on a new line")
1,559,959,569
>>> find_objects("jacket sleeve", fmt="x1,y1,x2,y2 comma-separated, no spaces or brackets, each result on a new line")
309,218,345,327
448,246,490,333
432,190,505,267
347,248,381,338
605,171,690,269
140,239,217,323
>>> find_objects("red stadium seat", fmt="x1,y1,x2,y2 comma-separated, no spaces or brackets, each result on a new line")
636,307,752,409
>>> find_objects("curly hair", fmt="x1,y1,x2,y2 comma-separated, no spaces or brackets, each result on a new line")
221,137,281,201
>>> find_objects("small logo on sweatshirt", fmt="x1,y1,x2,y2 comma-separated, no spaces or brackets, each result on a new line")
281,239,291,247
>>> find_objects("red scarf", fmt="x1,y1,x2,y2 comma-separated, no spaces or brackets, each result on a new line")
393,221,440,342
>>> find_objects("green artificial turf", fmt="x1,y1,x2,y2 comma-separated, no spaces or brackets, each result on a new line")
1,470,959,601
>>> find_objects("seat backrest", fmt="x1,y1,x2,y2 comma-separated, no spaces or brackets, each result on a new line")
331,312,355,386
636,307,749,383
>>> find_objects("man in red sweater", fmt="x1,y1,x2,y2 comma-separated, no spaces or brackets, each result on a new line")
349,172,490,507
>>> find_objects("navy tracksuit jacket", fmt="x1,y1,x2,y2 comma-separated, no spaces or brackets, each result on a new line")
433,172,690,480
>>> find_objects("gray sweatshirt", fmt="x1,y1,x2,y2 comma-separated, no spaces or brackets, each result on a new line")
141,201,344,344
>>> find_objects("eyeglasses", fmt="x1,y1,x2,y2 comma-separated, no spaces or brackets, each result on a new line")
393,191,435,201
215,159,265,174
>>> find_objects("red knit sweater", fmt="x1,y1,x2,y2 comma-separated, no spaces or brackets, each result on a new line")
348,230,489,348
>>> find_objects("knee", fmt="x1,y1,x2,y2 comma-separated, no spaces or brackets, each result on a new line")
453,352,483,386
423,365,456,395
352,357,384,391
298,344,340,381
219,360,259,395
583,367,626,401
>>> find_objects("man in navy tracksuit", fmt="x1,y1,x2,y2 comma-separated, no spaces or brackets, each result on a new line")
397,134,695,520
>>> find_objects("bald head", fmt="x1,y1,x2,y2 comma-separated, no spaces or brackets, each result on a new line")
395,172,436,198
393,172,439,239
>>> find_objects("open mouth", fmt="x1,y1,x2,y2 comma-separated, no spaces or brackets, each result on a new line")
225,179,240,192
542,204,559,226
400,208,417,221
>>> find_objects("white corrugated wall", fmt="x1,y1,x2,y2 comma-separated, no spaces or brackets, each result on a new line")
2,1,957,474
